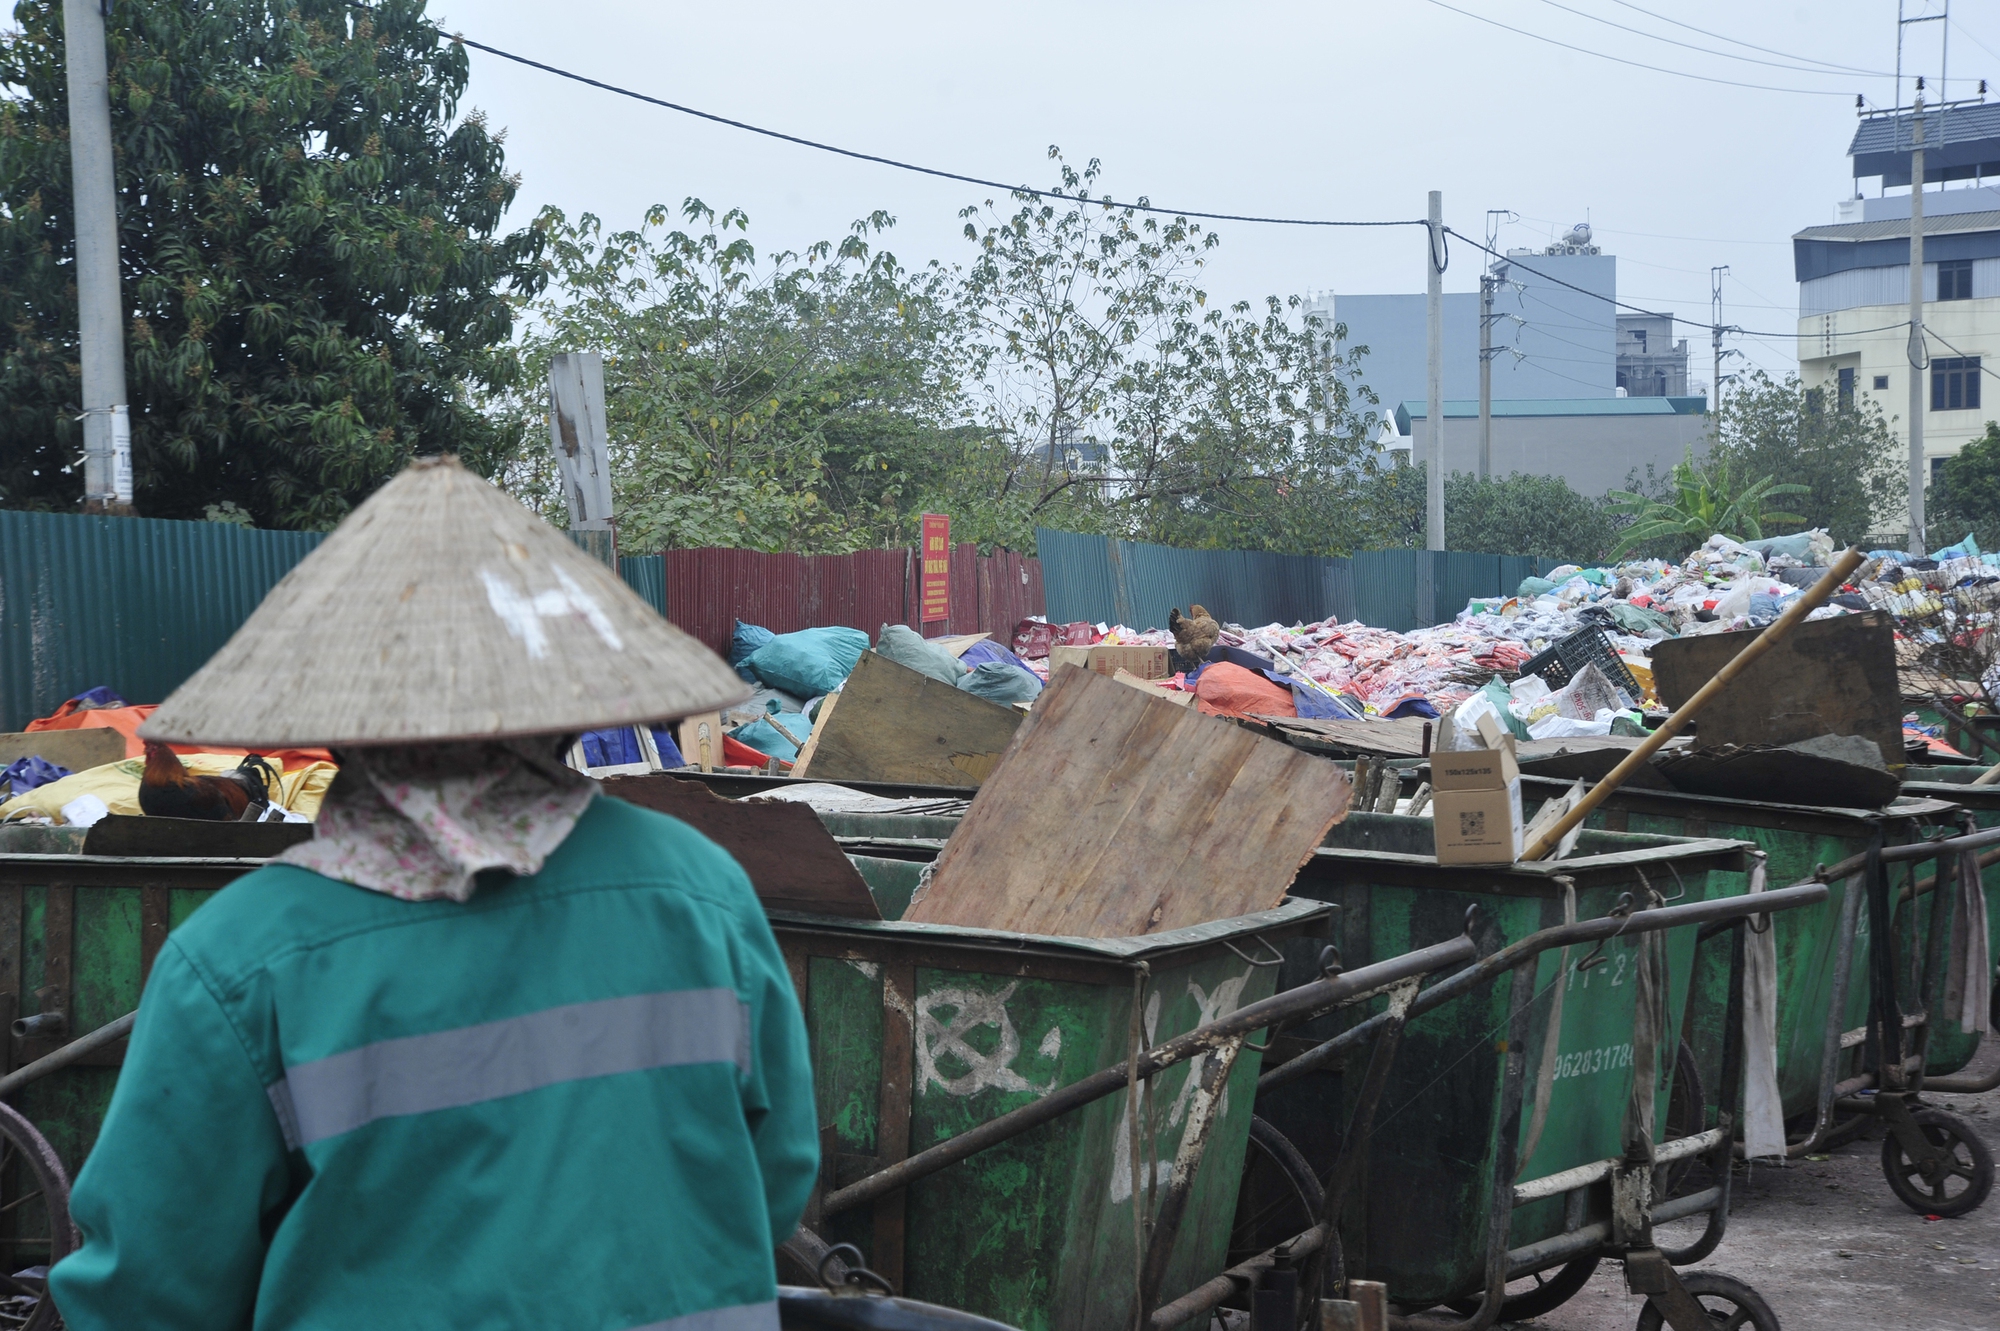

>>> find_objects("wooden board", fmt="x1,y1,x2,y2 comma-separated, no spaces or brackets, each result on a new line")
904,665,1352,937
0,729,127,776
1651,612,1902,767
676,713,723,772
601,774,881,919
82,815,313,859
1250,715,1431,758
802,650,1025,788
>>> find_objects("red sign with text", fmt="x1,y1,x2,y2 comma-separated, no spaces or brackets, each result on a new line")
920,514,950,623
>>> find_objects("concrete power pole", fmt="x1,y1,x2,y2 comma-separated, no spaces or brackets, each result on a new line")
1478,269,1494,482
63,0,130,513
1908,92,1929,555
1426,190,1445,550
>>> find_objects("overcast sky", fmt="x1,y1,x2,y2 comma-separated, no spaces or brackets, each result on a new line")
446,0,1993,390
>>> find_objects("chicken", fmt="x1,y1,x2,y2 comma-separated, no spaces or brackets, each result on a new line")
138,742,280,821
1168,604,1221,672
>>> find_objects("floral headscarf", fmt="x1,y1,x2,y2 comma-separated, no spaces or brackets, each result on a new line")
279,739,596,902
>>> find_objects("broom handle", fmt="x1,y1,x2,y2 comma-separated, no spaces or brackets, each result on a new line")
1520,546,1867,861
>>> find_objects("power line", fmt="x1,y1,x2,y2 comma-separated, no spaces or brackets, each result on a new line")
1422,0,1862,95
441,30,1427,231
1604,0,1900,78
1952,17,2000,69
1453,228,1911,339
1528,0,1899,78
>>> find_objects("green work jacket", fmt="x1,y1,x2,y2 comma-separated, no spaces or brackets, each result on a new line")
49,795,818,1331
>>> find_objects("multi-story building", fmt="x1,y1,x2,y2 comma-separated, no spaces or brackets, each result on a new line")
1796,103,2000,487
1304,228,1702,494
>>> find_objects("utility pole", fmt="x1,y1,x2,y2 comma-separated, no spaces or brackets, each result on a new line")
1709,265,1729,417
1425,190,1445,550
1478,269,1494,482
1908,87,1929,554
63,0,131,514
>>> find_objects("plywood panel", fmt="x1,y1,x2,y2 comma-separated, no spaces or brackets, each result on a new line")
804,651,1024,788
602,775,881,919
1651,611,1901,766
905,666,1352,937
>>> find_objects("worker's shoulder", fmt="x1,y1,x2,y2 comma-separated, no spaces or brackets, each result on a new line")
165,794,758,978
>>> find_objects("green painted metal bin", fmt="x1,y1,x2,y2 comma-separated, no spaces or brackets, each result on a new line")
783,852,1332,1331
1254,813,1750,1307
1516,779,1963,1118
1900,769,2000,1073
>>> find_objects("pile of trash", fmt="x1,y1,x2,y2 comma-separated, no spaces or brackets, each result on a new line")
1004,527,2000,722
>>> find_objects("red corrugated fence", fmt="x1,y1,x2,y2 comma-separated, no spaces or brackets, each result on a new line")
661,544,1044,656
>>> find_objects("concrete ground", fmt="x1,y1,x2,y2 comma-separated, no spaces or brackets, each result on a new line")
1526,1041,2000,1331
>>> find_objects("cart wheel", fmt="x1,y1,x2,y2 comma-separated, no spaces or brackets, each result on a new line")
1880,1108,1994,1217
1447,1255,1600,1321
1633,1271,1778,1330
777,1226,849,1289
1227,1117,1337,1326
0,1102,76,1331
1655,1039,1705,1199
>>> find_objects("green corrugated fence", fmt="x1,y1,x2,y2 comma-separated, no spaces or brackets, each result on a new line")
1036,528,1563,633
0,511,670,732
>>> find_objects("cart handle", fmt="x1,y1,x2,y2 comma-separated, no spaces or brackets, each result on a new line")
1259,882,1829,1092
0,1009,135,1099
819,932,1481,1219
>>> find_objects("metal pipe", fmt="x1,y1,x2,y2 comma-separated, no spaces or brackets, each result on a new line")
1261,885,1829,1092
822,934,1479,1218
9,1013,65,1040
1501,1187,1722,1279
1512,1128,1726,1204
0,1010,134,1097
1145,1224,1329,1330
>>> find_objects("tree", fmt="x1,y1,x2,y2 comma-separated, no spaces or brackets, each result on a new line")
1605,451,1807,558
500,201,969,553
1708,370,1901,546
0,0,544,528
1443,471,1618,563
1927,420,2000,553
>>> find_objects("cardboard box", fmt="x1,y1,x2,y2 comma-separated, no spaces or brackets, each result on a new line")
1429,717,1523,864
1111,667,1195,705
1049,643,1173,680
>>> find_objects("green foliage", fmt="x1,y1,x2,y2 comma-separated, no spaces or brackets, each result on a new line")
1443,471,1618,563
1927,421,2000,553
1605,451,1807,557
0,0,544,527
1708,370,1901,545
502,201,967,553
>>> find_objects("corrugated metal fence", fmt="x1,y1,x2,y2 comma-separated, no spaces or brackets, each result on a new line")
661,543,1044,658
1037,528,1563,633
1,513,672,732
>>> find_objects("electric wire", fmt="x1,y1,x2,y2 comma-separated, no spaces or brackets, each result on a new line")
1454,228,1914,340
1605,0,1912,79
441,30,1427,231
1422,0,1864,96
1528,0,1902,79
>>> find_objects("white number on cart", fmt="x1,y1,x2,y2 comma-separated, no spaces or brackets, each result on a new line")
1552,1041,1635,1081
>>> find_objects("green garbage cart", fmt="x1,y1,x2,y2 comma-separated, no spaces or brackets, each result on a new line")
1249,812,1759,1324
1898,768,2000,1089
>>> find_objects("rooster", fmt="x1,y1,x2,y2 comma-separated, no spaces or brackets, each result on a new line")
138,742,280,821
1168,604,1221,672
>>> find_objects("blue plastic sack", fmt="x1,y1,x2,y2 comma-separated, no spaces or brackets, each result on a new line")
732,712,812,763
745,626,870,698
958,638,1042,682
577,727,686,769
875,624,969,685
730,620,775,685
1933,533,1983,562
0,755,70,792
956,661,1041,704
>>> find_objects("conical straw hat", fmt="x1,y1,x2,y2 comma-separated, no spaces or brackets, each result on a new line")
141,457,751,747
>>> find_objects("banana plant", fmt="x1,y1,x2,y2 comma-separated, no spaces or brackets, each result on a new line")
1605,452,1809,558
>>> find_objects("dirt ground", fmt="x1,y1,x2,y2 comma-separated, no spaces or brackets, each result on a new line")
1528,1041,2000,1331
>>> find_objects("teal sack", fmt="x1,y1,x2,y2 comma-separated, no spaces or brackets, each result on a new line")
745,626,869,698
1480,676,1531,739
957,661,1041,704
1517,576,1557,597
732,711,812,763
874,624,969,685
